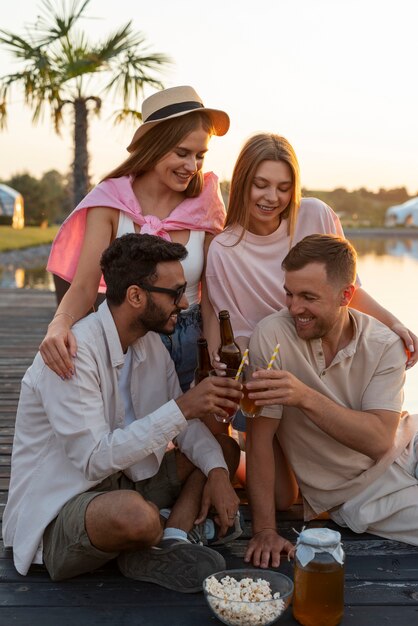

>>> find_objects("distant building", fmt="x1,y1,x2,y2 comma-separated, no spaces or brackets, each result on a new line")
385,197,418,227
0,184,25,229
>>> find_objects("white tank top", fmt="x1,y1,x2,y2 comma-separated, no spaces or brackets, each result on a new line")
116,212,204,307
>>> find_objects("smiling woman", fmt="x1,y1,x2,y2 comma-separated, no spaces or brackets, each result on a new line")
38,85,230,393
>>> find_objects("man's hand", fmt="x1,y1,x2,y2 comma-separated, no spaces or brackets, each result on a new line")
246,368,309,408
176,376,242,420
245,528,294,568
195,468,240,538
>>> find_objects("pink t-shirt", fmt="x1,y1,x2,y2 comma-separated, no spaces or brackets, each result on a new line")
206,197,345,338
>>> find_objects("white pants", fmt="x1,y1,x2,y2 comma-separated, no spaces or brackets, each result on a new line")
331,435,418,546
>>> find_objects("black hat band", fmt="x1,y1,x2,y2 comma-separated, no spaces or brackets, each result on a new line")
145,100,204,122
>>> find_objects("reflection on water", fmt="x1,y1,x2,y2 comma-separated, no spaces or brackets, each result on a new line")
348,236,418,260
350,237,418,414
0,265,54,290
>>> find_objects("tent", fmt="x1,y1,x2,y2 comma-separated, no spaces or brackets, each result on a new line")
0,184,25,228
385,197,418,227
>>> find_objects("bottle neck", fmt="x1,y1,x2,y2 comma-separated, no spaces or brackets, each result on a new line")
219,317,235,345
197,341,211,371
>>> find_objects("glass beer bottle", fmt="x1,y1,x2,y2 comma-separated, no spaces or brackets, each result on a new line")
194,338,212,384
293,528,345,626
218,310,242,369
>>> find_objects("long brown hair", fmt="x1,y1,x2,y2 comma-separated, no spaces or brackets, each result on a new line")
103,112,215,198
225,133,301,240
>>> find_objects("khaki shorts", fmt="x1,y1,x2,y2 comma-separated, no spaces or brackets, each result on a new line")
43,449,182,580
331,435,418,545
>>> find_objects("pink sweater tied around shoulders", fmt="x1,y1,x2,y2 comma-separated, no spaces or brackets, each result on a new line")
47,171,225,292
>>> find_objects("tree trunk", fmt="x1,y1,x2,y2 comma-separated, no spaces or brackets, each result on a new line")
73,98,90,206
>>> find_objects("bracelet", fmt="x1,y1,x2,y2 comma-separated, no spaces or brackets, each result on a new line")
253,528,277,536
52,312,76,322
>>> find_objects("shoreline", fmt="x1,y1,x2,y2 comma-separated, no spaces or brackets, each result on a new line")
1,228,418,269
0,243,52,269
345,227,418,237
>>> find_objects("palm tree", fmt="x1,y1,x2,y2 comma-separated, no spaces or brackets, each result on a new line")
0,0,170,205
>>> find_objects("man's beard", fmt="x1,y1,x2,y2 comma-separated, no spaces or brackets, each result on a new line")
135,295,179,335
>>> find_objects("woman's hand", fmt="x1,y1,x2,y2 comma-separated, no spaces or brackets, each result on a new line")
210,336,250,374
39,317,78,379
390,322,418,369
211,350,226,374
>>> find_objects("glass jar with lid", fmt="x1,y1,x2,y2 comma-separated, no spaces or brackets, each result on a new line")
293,527,345,626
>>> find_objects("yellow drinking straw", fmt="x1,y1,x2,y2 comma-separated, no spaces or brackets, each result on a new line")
235,348,249,380
266,343,281,370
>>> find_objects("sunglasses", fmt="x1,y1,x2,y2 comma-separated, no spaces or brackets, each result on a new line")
137,282,187,306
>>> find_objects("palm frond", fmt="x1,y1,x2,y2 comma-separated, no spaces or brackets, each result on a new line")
85,95,101,116
0,30,40,59
0,98,7,130
34,0,91,43
92,22,139,63
104,49,171,109
52,99,72,133
111,108,143,126
55,32,103,78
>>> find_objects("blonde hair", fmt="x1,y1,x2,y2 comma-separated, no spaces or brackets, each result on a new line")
103,112,215,198
225,133,301,239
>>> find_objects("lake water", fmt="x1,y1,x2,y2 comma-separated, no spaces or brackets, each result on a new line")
348,236,418,414
1,235,417,412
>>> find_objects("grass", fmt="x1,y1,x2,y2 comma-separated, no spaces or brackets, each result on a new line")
0,226,59,252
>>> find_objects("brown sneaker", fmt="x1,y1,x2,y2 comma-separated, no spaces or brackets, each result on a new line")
117,539,225,593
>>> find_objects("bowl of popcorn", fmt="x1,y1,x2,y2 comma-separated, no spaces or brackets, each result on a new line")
203,569,293,626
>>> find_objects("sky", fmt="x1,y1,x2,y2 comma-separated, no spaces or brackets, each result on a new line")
0,0,417,193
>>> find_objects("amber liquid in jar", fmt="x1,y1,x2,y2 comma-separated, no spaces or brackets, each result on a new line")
293,560,344,626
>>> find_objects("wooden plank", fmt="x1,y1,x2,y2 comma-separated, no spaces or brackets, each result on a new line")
1,553,418,582
0,579,416,607
0,606,418,626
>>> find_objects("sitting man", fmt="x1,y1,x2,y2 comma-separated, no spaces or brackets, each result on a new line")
244,234,418,568
3,233,243,592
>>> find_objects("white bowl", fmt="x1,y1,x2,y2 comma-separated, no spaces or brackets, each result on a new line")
203,568,293,626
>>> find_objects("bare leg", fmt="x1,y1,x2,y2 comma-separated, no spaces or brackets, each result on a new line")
165,450,204,531
85,489,163,552
200,414,229,435
166,434,240,532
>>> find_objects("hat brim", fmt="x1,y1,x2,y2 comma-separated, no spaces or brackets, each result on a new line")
127,107,230,152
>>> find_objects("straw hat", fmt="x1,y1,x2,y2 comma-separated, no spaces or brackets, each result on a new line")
127,85,230,151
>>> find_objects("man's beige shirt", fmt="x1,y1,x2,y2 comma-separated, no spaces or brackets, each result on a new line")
249,308,418,519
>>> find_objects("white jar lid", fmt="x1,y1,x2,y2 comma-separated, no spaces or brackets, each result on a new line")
296,528,344,567
298,528,341,548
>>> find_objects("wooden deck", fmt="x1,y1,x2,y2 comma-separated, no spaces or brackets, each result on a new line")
1,287,418,625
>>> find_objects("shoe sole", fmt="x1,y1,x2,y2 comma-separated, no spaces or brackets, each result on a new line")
118,542,226,593
210,512,244,546
188,512,244,547
209,524,243,546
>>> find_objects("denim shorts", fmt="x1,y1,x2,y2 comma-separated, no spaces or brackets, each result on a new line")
160,303,202,392
232,409,247,432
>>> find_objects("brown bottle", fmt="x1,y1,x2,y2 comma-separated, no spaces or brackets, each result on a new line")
194,338,212,384
218,310,242,369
